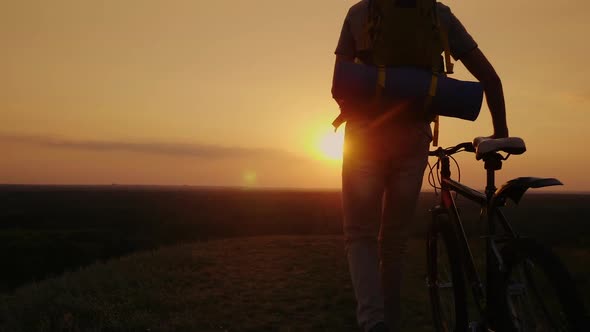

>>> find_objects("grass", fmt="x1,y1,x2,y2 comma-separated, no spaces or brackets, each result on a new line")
0,236,433,332
3,236,587,332
1,189,588,330
2,188,589,294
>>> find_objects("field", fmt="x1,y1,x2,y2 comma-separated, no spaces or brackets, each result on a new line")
0,186,589,331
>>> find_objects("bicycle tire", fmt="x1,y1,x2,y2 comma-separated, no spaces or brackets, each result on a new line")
496,238,589,332
427,212,468,332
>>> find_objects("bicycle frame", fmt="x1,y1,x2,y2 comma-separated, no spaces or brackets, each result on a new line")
430,145,562,323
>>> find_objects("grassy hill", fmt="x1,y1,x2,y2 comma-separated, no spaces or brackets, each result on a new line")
1,235,588,332
3,187,589,293
0,236,432,332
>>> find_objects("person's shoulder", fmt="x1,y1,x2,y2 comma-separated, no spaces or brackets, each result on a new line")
436,2,454,26
346,0,369,19
436,2,452,17
436,2,451,11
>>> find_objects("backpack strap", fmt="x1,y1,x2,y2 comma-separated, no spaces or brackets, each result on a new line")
425,72,439,145
440,27,454,74
376,65,386,97
433,27,452,146
332,113,346,131
433,115,440,146
431,0,453,74
430,0,453,146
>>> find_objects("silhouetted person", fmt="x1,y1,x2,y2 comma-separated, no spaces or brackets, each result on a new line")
333,1,508,331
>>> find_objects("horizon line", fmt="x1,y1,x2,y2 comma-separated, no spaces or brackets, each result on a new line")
1,183,588,195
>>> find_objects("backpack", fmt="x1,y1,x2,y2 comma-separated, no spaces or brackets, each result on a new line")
362,0,452,72
335,0,454,146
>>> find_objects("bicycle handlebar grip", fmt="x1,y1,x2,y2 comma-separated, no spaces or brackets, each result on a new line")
429,142,475,156
461,142,476,153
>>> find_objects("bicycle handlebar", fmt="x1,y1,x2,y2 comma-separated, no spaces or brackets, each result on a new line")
428,142,475,157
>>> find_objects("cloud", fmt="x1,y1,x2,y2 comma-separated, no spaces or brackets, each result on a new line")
0,133,305,161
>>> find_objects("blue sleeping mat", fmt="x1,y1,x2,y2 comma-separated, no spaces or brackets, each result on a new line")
332,61,484,121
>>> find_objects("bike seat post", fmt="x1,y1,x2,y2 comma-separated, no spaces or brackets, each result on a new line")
483,153,503,200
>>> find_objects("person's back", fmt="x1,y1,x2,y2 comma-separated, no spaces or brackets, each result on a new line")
333,1,509,331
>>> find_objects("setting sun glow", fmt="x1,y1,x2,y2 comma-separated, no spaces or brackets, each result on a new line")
318,130,345,161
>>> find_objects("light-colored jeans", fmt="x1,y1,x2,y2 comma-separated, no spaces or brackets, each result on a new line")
342,119,431,332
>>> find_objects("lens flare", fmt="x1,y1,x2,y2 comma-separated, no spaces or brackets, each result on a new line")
243,170,257,186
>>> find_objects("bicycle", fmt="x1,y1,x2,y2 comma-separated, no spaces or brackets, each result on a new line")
425,137,588,332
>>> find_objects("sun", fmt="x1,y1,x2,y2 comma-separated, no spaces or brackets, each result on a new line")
318,130,345,161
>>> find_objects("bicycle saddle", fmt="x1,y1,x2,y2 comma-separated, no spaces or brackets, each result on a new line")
473,137,527,160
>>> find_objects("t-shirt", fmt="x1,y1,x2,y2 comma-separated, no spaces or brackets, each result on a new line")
335,1,478,61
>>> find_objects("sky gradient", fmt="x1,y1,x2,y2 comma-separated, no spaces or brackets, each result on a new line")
2,0,589,191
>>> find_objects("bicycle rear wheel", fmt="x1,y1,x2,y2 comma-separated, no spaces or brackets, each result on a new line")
496,238,588,332
427,212,468,332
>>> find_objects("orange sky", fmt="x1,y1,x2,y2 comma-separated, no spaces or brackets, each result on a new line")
1,0,589,191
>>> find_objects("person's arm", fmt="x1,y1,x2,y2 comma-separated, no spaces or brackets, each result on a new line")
460,47,509,138
333,54,378,125
332,13,361,125
332,54,355,111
